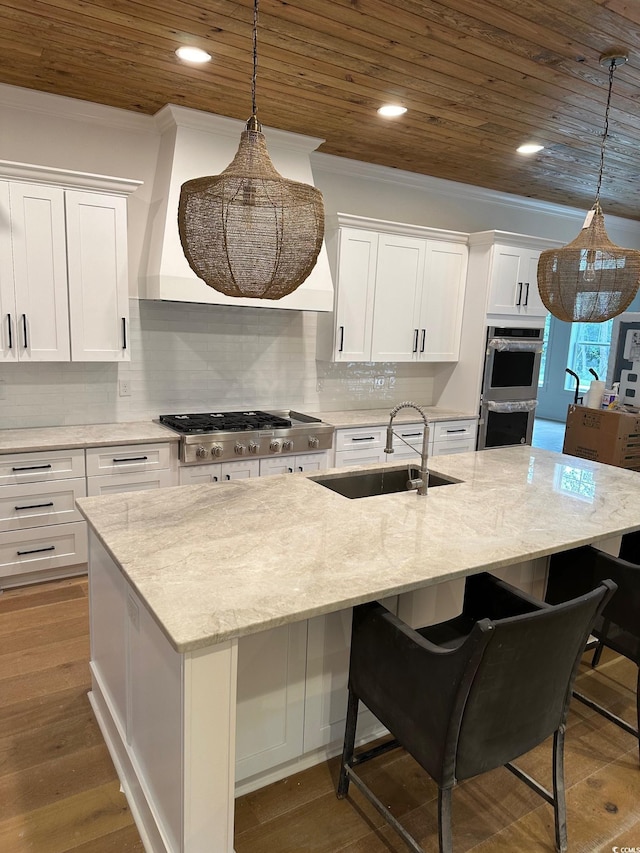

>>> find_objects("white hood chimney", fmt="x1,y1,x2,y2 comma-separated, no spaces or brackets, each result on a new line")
142,105,334,311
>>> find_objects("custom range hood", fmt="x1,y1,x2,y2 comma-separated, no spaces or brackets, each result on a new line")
142,105,334,312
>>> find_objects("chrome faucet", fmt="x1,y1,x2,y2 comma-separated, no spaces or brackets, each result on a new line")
384,401,430,495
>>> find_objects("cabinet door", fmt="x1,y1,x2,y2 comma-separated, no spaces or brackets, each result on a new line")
294,452,329,473
66,191,130,361
488,245,544,317
419,240,467,361
10,183,70,361
521,252,547,316
371,233,425,361
259,457,295,477
179,464,222,485
236,622,307,782
304,611,389,752
334,228,378,361
220,459,260,480
0,182,17,362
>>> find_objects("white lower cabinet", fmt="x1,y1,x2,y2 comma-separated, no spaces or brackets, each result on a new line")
303,609,390,752
235,622,308,783
179,459,260,485
259,452,330,476
0,440,177,587
0,448,88,587
86,442,178,496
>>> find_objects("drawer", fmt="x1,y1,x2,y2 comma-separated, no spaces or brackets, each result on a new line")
86,443,173,476
0,521,88,579
430,419,477,443
334,448,386,468
86,469,175,497
431,438,476,456
0,477,87,533
0,449,85,486
335,427,386,452
391,422,425,446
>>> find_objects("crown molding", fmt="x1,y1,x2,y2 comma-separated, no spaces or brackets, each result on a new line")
0,160,143,195
310,151,640,237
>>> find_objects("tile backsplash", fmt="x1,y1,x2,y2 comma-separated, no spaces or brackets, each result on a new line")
0,299,437,429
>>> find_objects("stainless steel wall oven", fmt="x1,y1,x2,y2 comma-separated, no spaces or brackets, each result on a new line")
477,325,544,450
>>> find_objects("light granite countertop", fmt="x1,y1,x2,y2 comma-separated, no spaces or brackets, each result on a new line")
0,422,180,453
310,406,477,429
76,446,640,653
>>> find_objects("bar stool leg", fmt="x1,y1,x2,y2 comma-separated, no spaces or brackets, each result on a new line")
591,641,604,668
337,687,359,799
552,726,568,853
438,787,453,853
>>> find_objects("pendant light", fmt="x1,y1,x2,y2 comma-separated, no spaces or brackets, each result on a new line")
178,0,325,300
537,51,640,323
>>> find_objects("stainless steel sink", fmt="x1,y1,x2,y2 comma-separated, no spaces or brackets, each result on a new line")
311,467,457,499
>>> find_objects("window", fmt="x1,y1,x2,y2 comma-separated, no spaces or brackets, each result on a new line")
564,320,613,392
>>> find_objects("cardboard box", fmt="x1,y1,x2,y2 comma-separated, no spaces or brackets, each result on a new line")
563,405,640,471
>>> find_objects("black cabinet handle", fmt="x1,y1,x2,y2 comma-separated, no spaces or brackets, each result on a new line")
122,317,127,350
12,464,52,472
400,432,422,438
225,474,231,480
22,314,28,348
6,314,12,349
516,283,523,306
338,325,344,353
112,456,148,463
351,436,375,442
212,476,218,482
288,467,294,473
445,428,466,433
298,466,303,472
413,329,419,353
420,329,426,353
15,502,54,511
17,545,55,556
524,282,530,306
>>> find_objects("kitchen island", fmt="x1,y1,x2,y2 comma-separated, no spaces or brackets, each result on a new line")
77,446,640,853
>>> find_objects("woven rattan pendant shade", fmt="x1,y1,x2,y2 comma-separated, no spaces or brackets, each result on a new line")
178,121,325,299
538,202,640,322
177,0,324,301
536,50,640,323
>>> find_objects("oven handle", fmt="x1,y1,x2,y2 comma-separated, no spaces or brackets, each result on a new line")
484,399,538,413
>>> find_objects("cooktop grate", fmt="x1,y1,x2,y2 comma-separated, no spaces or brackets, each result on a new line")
159,411,293,434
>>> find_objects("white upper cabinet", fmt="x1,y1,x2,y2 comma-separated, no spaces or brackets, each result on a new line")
468,232,563,324
0,162,141,363
317,214,468,363
66,191,129,361
488,244,547,317
1,182,70,361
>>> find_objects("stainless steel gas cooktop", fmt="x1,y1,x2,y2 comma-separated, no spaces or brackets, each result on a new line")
159,410,334,464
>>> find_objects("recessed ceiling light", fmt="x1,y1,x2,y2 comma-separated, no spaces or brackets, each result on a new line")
517,143,544,154
176,46,212,64
377,105,407,117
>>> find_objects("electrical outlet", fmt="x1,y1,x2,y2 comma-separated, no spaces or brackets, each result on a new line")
119,379,131,397
374,376,385,389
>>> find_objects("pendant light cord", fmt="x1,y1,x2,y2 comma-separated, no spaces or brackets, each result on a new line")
251,0,259,118
595,59,616,205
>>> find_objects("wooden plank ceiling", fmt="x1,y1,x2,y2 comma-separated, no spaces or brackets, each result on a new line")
2,0,640,220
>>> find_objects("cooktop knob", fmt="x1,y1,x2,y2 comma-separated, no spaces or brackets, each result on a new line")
195,445,207,459
282,439,293,452
211,444,223,458
248,441,259,454
234,443,246,456
308,436,320,449
270,439,282,453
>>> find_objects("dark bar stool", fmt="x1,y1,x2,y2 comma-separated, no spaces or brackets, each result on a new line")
337,572,615,853
546,542,640,760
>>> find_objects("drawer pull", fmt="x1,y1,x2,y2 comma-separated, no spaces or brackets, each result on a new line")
351,436,376,442
6,313,12,349
122,317,127,350
12,464,52,472
112,456,149,463
15,502,55,511
22,313,28,348
445,428,467,433
401,432,422,438
17,545,55,556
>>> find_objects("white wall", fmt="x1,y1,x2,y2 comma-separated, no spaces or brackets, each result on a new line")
1,83,639,429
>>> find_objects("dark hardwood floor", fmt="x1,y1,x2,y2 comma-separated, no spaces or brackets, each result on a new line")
0,577,638,852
